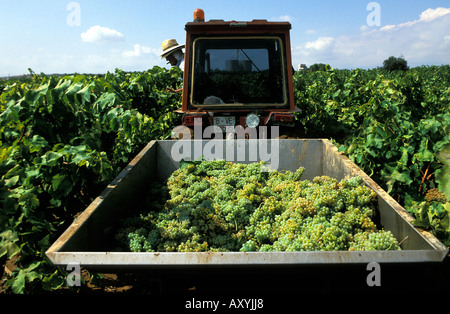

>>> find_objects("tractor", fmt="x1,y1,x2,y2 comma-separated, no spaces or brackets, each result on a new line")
175,9,299,139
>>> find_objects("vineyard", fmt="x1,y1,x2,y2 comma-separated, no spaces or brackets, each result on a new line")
0,65,449,294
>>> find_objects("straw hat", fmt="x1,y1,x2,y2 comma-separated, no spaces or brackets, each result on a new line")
160,39,185,59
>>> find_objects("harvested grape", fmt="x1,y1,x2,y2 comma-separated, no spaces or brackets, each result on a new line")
116,160,401,252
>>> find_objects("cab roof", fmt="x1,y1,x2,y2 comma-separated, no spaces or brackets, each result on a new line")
185,19,292,33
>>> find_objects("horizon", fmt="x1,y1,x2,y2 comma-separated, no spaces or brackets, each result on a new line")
2,62,449,80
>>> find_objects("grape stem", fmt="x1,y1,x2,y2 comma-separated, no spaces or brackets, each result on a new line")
419,163,430,192
397,235,408,246
17,121,30,143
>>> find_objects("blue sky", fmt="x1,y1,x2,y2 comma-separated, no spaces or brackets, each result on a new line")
1,0,449,76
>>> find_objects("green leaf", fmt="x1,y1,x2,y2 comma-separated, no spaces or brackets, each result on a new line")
10,272,26,294
9,262,42,294
390,169,413,185
42,151,63,167
37,234,51,253
441,212,450,232
53,79,72,97
0,230,20,259
436,144,450,199
0,241,20,259
65,82,83,97
399,146,409,168
4,175,20,188
366,133,383,149
93,92,116,112
18,188,40,210
76,84,91,104
29,135,48,153
42,270,66,291
415,149,434,162
51,174,66,191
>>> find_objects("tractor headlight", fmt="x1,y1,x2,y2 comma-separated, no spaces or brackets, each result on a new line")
246,113,260,128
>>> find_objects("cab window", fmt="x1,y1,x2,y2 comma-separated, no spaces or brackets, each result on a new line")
190,37,288,107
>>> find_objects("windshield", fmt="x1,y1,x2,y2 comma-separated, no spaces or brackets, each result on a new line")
190,37,288,108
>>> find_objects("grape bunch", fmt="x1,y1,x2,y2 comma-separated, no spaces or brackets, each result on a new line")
425,188,448,204
348,230,401,251
115,160,401,252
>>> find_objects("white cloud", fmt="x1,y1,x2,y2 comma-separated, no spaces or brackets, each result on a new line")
122,44,158,58
381,7,450,31
305,29,317,35
293,7,450,68
359,25,369,32
279,15,293,22
0,42,164,76
77,44,164,73
118,44,164,71
271,15,294,22
15,45,163,75
305,37,335,51
419,7,450,22
81,25,125,43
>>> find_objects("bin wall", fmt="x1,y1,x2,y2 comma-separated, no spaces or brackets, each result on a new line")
46,139,448,267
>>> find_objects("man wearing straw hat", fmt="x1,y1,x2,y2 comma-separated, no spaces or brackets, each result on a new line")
161,39,184,94
160,38,185,71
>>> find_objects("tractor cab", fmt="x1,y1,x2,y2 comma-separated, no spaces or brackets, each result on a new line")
179,9,297,138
